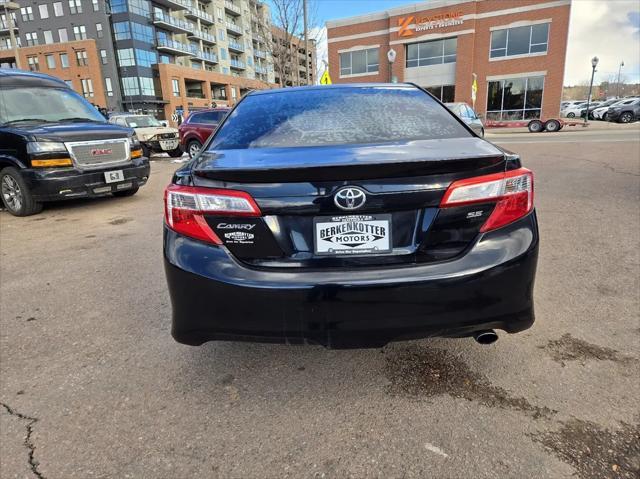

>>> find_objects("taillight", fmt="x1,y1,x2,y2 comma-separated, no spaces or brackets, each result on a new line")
164,184,261,244
440,168,534,232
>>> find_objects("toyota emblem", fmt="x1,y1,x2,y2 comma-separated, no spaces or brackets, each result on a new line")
334,186,367,210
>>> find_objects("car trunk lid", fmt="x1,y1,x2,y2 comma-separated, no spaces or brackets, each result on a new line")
190,138,507,269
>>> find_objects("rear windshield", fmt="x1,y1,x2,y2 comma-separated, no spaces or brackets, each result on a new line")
208,87,470,150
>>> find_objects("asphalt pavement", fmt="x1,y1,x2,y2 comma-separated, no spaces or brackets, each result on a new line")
1,126,639,478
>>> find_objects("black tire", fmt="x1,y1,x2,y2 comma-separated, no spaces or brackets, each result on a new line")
544,119,561,132
528,120,544,133
619,112,633,123
141,144,151,159
167,146,183,158
0,167,43,216
603,112,609,121
113,187,139,198
566,112,575,118
187,139,202,158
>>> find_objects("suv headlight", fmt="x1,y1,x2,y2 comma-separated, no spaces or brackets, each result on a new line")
26,141,73,168
26,141,68,154
129,133,141,148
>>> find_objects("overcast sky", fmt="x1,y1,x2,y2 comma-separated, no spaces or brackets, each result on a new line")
310,0,640,86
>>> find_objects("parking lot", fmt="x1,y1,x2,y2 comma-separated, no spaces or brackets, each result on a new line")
1,126,639,478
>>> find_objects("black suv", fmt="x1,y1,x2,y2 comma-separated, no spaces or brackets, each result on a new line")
0,70,150,216
606,98,640,123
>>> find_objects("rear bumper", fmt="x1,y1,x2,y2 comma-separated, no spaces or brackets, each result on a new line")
21,159,150,202
164,213,539,348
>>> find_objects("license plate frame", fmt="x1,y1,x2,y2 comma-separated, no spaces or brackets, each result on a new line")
314,214,392,256
104,170,124,184
160,139,179,151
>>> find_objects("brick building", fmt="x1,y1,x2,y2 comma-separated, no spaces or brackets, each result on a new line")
0,39,109,107
327,0,571,120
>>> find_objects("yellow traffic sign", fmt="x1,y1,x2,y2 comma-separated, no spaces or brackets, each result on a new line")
320,70,332,85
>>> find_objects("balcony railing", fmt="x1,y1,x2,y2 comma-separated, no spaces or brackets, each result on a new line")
230,59,245,69
227,39,244,52
185,7,214,24
188,30,216,44
152,12,193,33
193,50,218,63
254,65,267,74
153,0,190,10
225,21,242,34
224,1,241,15
156,38,196,55
254,49,266,59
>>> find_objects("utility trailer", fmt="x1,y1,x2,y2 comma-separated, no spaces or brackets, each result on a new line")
485,118,586,133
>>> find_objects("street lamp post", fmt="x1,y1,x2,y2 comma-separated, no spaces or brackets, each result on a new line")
387,48,396,83
2,1,21,69
584,56,598,125
616,60,624,98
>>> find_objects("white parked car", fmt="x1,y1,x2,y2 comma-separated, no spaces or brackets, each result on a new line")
562,101,601,118
109,114,183,157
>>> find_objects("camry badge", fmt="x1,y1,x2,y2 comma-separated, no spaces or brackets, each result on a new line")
334,187,367,211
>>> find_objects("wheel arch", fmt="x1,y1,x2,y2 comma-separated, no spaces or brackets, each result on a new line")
0,155,28,170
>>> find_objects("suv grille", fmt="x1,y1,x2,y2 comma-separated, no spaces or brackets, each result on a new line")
65,139,130,169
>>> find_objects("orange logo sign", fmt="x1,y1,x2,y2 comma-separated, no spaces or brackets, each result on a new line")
398,11,464,37
398,16,414,37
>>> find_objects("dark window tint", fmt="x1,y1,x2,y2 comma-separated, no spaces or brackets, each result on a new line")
208,87,470,150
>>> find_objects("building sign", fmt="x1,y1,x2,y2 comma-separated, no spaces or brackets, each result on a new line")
398,11,464,37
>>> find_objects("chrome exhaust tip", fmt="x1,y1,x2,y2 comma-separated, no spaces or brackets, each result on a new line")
473,330,498,345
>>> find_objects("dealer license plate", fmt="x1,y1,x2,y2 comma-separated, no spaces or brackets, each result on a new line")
104,170,124,184
314,214,392,256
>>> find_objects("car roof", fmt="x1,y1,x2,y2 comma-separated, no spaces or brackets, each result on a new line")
188,108,230,114
247,83,417,97
0,68,69,89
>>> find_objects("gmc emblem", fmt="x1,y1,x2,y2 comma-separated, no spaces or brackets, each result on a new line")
91,148,113,156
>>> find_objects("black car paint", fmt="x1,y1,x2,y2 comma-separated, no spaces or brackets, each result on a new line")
0,70,150,204
164,213,538,348
164,84,538,348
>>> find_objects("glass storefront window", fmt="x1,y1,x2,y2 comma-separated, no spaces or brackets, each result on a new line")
486,76,544,120
406,38,457,68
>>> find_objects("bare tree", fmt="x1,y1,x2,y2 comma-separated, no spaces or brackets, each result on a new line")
256,0,320,87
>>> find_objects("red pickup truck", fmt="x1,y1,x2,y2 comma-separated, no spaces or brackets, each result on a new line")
178,108,230,158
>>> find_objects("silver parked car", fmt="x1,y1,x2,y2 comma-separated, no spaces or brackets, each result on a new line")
445,102,485,137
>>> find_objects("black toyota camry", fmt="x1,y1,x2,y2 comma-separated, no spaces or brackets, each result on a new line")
164,84,538,349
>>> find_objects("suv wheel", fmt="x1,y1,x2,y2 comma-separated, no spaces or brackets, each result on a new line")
0,167,43,216
187,140,202,158
142,144,151,158
619,112,633,123
566,112,575,118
